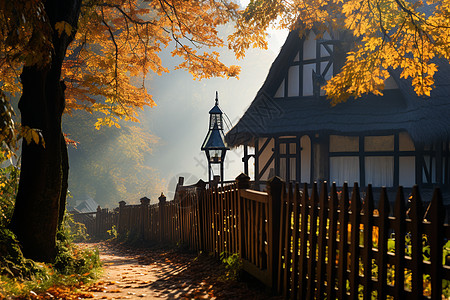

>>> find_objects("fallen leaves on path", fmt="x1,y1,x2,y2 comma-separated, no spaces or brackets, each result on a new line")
27,285,94,299
78,241,283,299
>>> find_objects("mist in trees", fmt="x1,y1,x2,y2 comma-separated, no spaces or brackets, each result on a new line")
63,111,164,208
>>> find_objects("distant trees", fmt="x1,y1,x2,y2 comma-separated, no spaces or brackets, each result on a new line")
64,112,164,208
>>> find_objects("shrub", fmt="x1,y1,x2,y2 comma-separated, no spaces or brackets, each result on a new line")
220,251,243,281
0,154,19,227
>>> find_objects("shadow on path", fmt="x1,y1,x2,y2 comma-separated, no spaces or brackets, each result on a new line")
79,241,283,300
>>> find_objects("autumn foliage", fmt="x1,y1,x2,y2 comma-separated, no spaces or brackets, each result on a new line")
0,0,243,158
230,0,450,104
63,0,240,129
2,0,450,154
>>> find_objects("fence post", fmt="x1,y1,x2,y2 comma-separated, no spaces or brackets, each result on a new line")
140,197,150,241
95,206,102,238
429,187,445,300
267,176,283,290
195,180,207,251
158,193,166,242
236,173,250,189
236,173,250,261
118,201,126,236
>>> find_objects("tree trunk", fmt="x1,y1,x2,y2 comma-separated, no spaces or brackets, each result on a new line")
59,130,70,228
8,0,81,262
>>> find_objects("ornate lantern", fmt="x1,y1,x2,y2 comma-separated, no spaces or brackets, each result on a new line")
201,92,229,183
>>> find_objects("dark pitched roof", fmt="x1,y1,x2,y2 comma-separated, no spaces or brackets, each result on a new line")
74,197,99,213
209,104,223,114
226,31,450,147
201,123,228,150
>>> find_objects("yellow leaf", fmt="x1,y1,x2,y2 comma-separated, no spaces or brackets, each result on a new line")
31,130,40,145
22,127,32,145
55,21,72,37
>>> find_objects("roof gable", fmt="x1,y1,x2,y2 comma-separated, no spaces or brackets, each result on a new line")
226,29,450,147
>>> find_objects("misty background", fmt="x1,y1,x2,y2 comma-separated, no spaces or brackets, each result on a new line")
65,24,288,208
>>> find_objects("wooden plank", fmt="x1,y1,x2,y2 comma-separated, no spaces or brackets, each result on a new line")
222,188,227,255
230,186,236,254
240,189,269,204
216,188,221,256
277,185,287,292
377,188,390,300
248,199,253,263
267,177,283,290
255,201,260,267
393,187,406,300
213,187,219,256
228,186,234,254
253,201,257,265
326,183,339,300
226,186,232,254
244,195,250,261
349,183,362,299
429,188,445,300
219,187,224,256
260,201,265,268
306,182,319,300
238,186,246,260
208,189,214,252
242,259,271,287
234,186,241,253
227,187,232,254
290,183,300,299
409,185,423,300
250,200,255,264
203,191,209,251
283,184,292,297
191,195,196,249
220,187,225,255
263,202,268,270
256,201,261,268
222,187,227,254
316,182,328,298
297,183,309,299
337,183,350,300
362,185,374,300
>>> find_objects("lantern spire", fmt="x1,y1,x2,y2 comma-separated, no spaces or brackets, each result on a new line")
202,91,229,184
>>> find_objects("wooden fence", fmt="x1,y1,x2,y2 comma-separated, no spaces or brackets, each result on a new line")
77,174,450,299
71,207,117,239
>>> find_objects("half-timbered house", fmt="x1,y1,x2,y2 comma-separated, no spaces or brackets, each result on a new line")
225,29,450,191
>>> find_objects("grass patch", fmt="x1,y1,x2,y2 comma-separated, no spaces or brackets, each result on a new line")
0,224,102,299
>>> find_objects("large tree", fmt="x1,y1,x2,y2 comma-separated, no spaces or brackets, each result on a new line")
0,0,242,262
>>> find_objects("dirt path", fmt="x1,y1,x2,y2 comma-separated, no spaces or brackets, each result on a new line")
79,241,282,300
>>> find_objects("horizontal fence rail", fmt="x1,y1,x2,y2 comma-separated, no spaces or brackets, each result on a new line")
73,174,450,299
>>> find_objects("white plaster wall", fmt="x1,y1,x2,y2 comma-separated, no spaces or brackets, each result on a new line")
329,135,359,152
399,132,415,151
303,31,316,60
288,65,300,97
303,63,316,96
301,135,311,183
258,138,275,180
399,156,416,187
